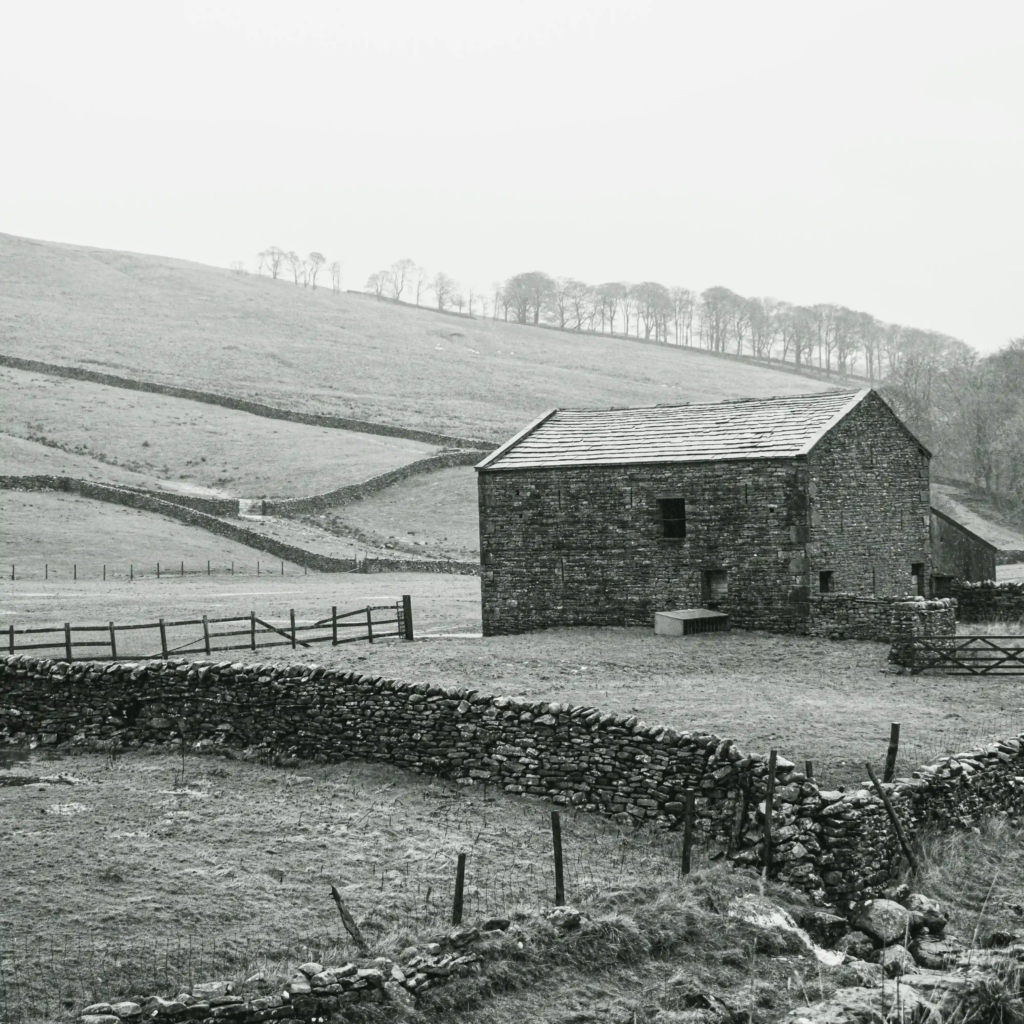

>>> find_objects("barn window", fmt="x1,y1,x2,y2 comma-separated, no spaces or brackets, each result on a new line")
658,498,686,539
819,571,833,594
932,575,952,598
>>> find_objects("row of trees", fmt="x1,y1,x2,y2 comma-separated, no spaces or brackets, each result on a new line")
242,247,342,292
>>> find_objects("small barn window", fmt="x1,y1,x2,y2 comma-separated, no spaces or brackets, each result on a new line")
658,498,686,539
819,571,833,594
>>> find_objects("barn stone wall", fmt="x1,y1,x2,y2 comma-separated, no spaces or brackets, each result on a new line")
806,391,931,602
3,653,1023,907
479,393,931,637
479,458,809,635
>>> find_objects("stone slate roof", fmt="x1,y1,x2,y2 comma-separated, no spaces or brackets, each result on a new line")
479,389,873,470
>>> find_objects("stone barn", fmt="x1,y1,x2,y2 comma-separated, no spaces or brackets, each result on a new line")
476,389,933,636
930,506,997,593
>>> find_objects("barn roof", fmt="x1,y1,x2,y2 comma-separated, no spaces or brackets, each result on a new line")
478,389,897,471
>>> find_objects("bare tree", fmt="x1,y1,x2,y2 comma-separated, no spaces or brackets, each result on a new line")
256,251,267,276
453,291,465,314
286,251,303,284
390,258,415,301
432,272,457,311
595,282,627,334
414,265,430,306
308,252,326,290
328,261,342,294
504,271,555,324
548,278,573,329
565,279,593,331
366,271,389,299
265,246,285,280
230,261,246,275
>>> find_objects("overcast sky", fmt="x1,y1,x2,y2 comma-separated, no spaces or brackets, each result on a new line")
2,1,1022,353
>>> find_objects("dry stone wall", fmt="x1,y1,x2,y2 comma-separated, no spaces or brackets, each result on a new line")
3,654,1023,907
0,475,478,575
953,580,1024,623
809,595,956,645
0,354,494,449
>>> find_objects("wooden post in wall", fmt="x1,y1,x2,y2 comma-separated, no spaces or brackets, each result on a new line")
763,748,778,880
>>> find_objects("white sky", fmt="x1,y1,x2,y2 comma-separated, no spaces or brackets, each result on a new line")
2,0,1022,353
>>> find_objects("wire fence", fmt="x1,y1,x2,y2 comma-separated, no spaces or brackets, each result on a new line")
6,560,315,582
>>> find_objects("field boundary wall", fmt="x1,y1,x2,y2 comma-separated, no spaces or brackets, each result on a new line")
0,475,480,575
0,354,495,450
2,653,1021,907
809,594,956,644
954,580,1024,622
261,449,487,515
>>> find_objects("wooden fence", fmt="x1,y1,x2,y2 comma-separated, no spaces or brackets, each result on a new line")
4,596,415,662
908,634,1024,675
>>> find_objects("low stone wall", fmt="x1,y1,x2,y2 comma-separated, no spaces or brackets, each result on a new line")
262,450,487,516
808,595,956,644
0,354,495,450
0,475,479,575
954,580,1024,623
3,654,1023,907
0,474,238,516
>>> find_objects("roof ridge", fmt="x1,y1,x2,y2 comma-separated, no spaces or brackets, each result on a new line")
554,388,858,415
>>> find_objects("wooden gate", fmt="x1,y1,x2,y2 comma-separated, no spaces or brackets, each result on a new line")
908,635,1024,676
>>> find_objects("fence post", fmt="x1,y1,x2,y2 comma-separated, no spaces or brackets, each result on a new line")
681,789,696,875
883,723,901,783
202,616,211,655
159,618,168,659
332,606,338,646
257,560,260,576
64,622,72,662
551,811,565,906
10,565,13,581
181,561,184,577
103,565,106,581
290,609,297,649
74,563,77,581
281,561,284,576
157,562,160,579
109,622,117,660
208,560,211,576
452,853,466,925
866,762,918,873
805,760,814,780
763,748,778,880
45,564,48,580
402,595,414,641
366,606,374,644
231,561,234,576
250,611,256,650
8,624,14,655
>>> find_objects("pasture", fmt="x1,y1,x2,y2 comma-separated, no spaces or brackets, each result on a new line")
317,465,480,560
0,233,830,441
0,366,436,498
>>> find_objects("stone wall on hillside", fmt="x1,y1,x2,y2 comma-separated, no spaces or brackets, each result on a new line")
3,654,1023,907
0,474,238,515
0,354,494,450
954,580,1024,623
0,475,479,575
261,450,486,515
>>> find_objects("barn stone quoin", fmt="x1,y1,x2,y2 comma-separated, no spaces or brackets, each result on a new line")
477,389,939,636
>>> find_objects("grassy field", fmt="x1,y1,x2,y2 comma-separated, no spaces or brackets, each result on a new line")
3,749,1023,1024
0,491,320,578
0,233,830,441
311,465,480,561
0,366,437,498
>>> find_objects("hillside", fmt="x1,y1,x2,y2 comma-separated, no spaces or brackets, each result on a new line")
0,233,831,441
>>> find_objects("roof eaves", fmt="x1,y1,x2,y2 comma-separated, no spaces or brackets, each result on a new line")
476,408,559,471
796,389,871,456
930,506,1000,552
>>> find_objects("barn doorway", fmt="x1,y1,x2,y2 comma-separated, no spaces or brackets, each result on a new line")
703,570,728,609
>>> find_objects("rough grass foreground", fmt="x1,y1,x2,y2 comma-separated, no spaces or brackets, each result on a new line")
4,749,1024,1024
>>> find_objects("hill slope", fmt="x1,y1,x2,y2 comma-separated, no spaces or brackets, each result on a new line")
0,233,831,440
